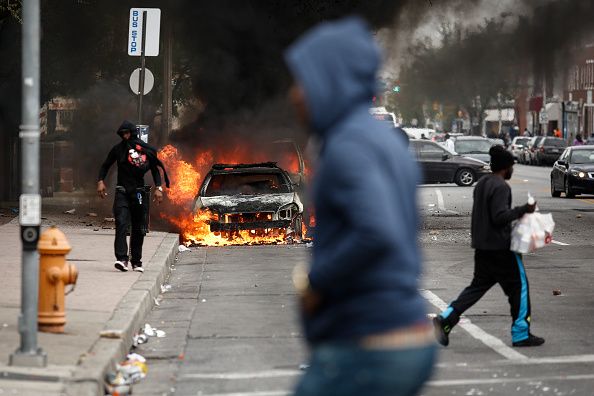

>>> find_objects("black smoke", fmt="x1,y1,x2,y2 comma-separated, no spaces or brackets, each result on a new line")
167,0,424,152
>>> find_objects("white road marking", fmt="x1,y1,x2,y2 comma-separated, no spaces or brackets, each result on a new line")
437,354,594,369
551,240,570,246
421,290,528,361
434,189,459,215
183,370,300,380
196,392,289,396
427,373,594,387
508,354,594,365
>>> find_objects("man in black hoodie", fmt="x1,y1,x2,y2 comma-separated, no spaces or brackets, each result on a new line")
98,121,169,272
433,145,545,347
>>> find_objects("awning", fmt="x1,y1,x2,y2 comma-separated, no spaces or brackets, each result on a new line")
484,109,515,122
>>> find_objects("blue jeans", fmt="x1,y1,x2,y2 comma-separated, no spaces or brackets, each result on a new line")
294,343,436,396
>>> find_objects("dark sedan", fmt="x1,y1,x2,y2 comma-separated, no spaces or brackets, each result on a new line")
409,140,491,186
551,146,594,198
535,137,567,166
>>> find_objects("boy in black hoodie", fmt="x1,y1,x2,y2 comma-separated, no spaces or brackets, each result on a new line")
433,145,545,347
97,121,169,272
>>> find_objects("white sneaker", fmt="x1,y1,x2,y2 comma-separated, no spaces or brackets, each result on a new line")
115,261,129,272
132,265,144,273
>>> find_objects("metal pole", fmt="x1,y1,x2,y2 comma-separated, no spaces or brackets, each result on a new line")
497,92,502,136
162,15,173,144
10,0,47,368
542,80,547,136
137,10,147,124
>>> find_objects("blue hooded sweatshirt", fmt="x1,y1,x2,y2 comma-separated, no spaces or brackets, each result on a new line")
285,17,427,343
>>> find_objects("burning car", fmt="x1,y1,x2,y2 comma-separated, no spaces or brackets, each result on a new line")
192,162,304,241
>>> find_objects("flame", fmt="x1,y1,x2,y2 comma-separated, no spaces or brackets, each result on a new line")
157,143,311,246
164,210,290,246
158,145,201,205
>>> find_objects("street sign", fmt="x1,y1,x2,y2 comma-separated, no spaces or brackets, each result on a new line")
19,194,41,226
128,8,161,56
539,107,548,124
129,68,155,95
137,125,149,143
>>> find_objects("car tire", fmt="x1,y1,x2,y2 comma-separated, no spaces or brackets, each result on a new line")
455,168,476,187
565,178,575,199
551,179,561,198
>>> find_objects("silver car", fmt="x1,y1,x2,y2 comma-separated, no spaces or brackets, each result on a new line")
509,137,531,161
453,136,493,163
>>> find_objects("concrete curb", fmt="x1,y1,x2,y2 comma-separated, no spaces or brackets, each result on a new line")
66,233,179,395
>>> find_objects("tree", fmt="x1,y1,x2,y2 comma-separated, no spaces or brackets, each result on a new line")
394,19,523,132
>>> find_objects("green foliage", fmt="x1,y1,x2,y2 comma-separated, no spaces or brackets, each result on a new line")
395,19,523,128
0,1,22,24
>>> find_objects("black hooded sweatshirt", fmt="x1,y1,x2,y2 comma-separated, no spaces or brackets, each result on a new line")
471,174,530,250
98,121,170,193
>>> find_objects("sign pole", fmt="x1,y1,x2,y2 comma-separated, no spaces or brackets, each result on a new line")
10,0,47,368
137,10,148,125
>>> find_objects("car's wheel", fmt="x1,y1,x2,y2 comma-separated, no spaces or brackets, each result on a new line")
551,179,561,197
455,168,476,187
565,178,575,198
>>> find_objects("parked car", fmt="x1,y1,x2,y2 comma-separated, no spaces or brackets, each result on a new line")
520,136,545,165
404,127,437,140
488,138,506,147
453,136,493,163
509,137,531,161
409,140,491,186
535,137,567,166
551,146,594,198
193,163,304,239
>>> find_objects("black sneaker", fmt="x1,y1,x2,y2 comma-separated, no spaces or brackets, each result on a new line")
132,265,144,273
513,333,545,347
433,316,451,347
114,260,129,272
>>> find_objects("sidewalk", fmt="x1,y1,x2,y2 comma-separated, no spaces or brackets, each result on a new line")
0,218,178,395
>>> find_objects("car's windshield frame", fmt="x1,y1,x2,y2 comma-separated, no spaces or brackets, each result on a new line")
569,149,594,164
541,138,567,148
454,139,492,155
203,171,292,197
513,138,530,146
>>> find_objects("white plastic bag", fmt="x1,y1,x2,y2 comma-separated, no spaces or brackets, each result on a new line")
511,212,555,254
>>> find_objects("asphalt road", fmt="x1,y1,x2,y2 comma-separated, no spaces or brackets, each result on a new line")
136,164,594,396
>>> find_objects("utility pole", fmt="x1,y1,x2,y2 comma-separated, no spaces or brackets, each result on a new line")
10,0,47,367
162,17,173,145
542,79,548,136
497,92,502,136
137,10,148,124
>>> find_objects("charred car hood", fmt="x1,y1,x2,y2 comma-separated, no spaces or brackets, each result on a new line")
201,193,296,214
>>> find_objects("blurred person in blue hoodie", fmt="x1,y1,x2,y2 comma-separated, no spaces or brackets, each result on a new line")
285,16,436,396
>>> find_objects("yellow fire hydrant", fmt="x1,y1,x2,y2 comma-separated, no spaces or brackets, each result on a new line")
38,226,78,333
